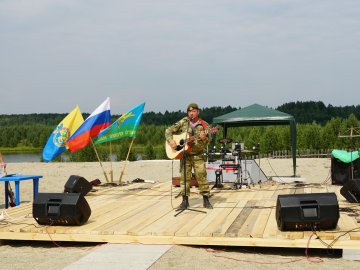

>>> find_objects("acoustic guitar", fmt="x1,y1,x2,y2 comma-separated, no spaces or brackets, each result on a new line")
165,125,219,159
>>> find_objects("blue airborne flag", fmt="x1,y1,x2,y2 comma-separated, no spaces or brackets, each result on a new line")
95,102,145,144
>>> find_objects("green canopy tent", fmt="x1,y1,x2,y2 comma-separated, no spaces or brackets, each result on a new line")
212,103,297,176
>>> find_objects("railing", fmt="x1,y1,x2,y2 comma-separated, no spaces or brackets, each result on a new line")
242,149,333,159
209,148,358,160
271,149,333,159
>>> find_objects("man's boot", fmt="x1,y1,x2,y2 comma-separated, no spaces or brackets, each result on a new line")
203,195,213,209
177,195,189,210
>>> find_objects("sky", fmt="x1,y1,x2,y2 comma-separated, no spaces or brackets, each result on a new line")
0,0,360,115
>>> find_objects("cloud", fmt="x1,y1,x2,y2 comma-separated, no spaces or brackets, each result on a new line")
0,0,360,113
0,0,76,21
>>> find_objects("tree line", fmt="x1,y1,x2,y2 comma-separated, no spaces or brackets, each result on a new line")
277,101,360,125
0,101,359,161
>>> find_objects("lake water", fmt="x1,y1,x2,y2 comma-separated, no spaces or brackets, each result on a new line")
3,153,42,163
2,153,142,163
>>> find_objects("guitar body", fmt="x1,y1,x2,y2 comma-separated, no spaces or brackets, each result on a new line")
165,125,219,160
165,132,192,160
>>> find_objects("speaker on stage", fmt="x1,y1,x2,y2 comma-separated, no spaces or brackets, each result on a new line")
331,157,351,185
331,157,360,185
64,175,92,196
340,179,360,203
33,193,91,226
276,193,339,231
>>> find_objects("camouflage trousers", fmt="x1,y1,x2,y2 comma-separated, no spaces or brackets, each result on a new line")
180,154,210,196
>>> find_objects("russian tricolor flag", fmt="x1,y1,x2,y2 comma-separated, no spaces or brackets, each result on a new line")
67,97,111,153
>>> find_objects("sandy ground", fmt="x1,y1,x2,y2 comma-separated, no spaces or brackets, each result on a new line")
1,158,359,269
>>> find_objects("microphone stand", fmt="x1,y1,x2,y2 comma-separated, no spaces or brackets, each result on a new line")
175,119,206,217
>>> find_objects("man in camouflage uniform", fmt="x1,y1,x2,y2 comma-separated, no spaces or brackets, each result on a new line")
165,103,213,210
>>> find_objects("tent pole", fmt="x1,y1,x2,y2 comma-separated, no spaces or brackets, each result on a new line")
290,120,297,177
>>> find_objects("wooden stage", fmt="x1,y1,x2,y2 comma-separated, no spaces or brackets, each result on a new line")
1,180,360,251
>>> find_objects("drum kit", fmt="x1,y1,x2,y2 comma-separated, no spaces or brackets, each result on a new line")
207,138,258,189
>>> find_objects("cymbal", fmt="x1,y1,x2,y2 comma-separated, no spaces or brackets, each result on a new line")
218,138,233,144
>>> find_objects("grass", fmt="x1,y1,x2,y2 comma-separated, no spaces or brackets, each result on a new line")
0,146,42,153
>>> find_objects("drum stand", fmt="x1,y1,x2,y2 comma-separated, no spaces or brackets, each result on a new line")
211,143,227,189
233,152,243,189
218,152,243,189
210,139,246,190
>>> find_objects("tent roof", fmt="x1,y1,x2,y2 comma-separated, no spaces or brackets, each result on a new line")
213,103,294,125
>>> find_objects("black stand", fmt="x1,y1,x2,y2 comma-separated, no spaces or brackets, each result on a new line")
174,122,206,217
211,169,223,189
211,141,229,189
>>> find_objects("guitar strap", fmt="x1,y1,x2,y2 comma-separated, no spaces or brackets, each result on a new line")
199,119,208,129
189,119,208,135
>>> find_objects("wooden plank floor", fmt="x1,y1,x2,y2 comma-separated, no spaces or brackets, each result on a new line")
1,180,360,250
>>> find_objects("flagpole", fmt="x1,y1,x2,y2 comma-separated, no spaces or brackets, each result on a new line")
118,137,135,185
109,140,113,182
90,138,110,183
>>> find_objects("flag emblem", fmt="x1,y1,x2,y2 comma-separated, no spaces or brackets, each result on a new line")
53,124,70,147
42,105,84,162
117,112,135,128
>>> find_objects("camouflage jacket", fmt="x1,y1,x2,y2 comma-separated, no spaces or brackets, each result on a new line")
165,117,211,155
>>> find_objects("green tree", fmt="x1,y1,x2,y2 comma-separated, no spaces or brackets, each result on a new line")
69,145,98,162
261,126,280,153
116,140,136,161
156,145,167,159
144,143,155,160
339,114,360,149
299,122,322,150
321,117,342,149
246,127,261,150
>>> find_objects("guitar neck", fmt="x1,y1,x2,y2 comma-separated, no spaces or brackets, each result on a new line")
185,125,219,142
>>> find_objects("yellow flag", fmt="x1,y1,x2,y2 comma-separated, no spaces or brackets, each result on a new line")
42,106,84,162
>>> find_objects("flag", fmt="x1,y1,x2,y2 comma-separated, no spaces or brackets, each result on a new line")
42,106,84,162
67,97,111,152
95,102,145,145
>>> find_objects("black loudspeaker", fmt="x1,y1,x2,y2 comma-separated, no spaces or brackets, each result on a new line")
340,179,360,203
276,193,339,231
331,157,360,185
64,175,92,196
33,193,91,226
